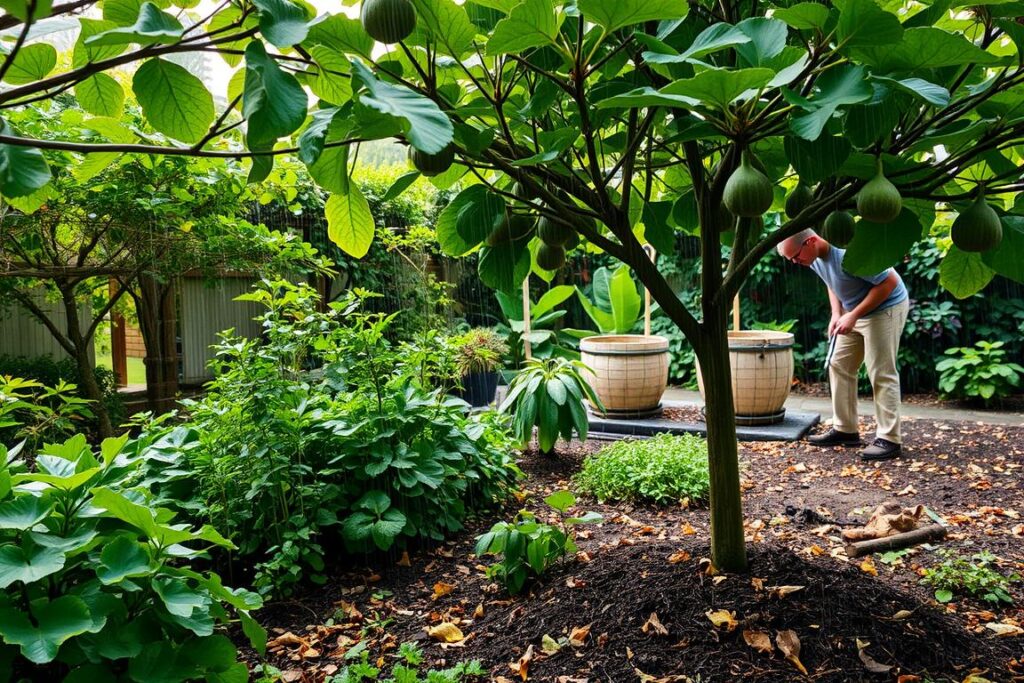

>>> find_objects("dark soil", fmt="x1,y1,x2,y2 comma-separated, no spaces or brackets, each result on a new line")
244,417,1024,682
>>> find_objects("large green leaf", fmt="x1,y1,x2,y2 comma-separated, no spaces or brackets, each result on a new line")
734,18,788,65
90,487,194,546
0,496,51,531
595,86,699,110
487,0,562,55
850,28,1000,71
455,186,506,246
871,76,949,107
97,536,152,585
789,64,873,140
0,544,66,589
103,0,142,25
243,41,308,149
308,46,352,105
0,0,53,21
350,59,453,155
132,58,214,144
834,0,903,48
662,67,775,110
304,14,374,58
436,185,490,256
842,209,922,277
253,0,308,48
0,597,93,664
940,247,996,298
86,2,184,45
73,19,129,67
408,0,477,56
577,0,688,32
981,216,1024,283
153,577,210,618
772,2,829,30
643,24,750,65
0,123,52,198
784,135,852,184
478,240,531,293
326,188,375,258
607,265,641,333
75,74,125,117
2,44,57,85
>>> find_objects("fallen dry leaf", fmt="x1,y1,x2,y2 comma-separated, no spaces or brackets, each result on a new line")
569,624,591,647
705,609,739,632
397,551,411,567
432,582,456,600
268,632,310,649
473,603,484,618
768,585,805,598
427,623,464,643
680,522,697,535
698,557,719,576
509,644,534,681
806,545,825,556
642,612,669,636
776,630,808,675
860,557,879,576
892,610,914,620
857,642,893,674
896,676,922,683
897,484,917,497
985,623,1024,637
668,550,691,564
743,629,773,654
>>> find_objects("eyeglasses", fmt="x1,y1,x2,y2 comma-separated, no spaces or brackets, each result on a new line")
786,238,813,264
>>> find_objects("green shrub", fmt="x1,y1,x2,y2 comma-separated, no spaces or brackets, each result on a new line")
0,418,264,681
500,358,602,455
475,491,601,595
155,280,521,596
574,433,710,505
0,354,124,441
921,549,1019,605
936,341,1024,403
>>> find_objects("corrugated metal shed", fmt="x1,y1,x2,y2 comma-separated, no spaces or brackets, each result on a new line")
0,289,95,364
179,277,264,384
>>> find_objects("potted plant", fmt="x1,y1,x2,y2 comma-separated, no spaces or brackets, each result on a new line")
500,358,603,456
577,265,669,417
452,327,508,406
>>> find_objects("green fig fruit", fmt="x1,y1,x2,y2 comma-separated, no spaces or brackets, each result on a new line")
723,153,774,218
857,159,902,223
536,243,566,271
951,190,1002,252
485,212,534,246
785,182,815,219
408,144,455,177
563,231,580,250
360,0,416,44
822,210,856,247
537,216,574,246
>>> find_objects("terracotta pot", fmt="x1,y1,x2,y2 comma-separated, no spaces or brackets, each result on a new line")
579,334,669,416
697,330,794,423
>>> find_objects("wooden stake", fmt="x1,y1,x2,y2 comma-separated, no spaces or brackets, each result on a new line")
732,293,741,332
844,524,947,558
522,278,532,360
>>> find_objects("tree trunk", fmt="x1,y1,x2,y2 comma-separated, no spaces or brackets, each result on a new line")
60,287,114,438
134,274,179,414
695,320,748,572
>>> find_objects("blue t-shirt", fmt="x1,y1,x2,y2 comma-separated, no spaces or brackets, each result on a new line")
809,246,908,315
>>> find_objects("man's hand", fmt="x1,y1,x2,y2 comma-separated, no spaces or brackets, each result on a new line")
828,313,841,337
835,311,860,335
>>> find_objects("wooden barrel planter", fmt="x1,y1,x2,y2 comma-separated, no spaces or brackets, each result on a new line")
580,334,670,418
696,330,795,425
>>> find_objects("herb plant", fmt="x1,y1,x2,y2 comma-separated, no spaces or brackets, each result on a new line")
475,491,601,595
500,358,602,455
574,433,710,505
921,550,1019,605
936,341,1024,404
451,328,508,376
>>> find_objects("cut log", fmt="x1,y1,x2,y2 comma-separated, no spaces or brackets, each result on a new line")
844,523,947,558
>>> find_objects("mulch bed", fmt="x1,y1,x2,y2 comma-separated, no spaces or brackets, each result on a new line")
244,417,1024,682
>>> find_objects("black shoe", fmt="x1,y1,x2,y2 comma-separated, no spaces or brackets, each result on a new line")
807,428,861,447
861,438,902,461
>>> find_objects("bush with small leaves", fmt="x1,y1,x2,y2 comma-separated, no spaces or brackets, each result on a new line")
574,433,710,505
921,550,1019,605
936,341,1023,404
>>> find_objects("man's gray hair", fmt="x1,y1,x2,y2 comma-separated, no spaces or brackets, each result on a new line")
777,228,818,254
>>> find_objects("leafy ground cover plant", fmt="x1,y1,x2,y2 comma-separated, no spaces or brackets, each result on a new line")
475,491,601,595
0,416,265,681
326,642,485,683
936,341,1024,404
156,280,521,596
500,358,602,455
921,550,1020,605
574,433,710,505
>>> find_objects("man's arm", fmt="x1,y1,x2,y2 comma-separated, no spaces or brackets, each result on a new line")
835,271,900,334
827,287,844,337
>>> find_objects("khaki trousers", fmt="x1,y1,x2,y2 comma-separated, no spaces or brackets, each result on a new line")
828,299,909,443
